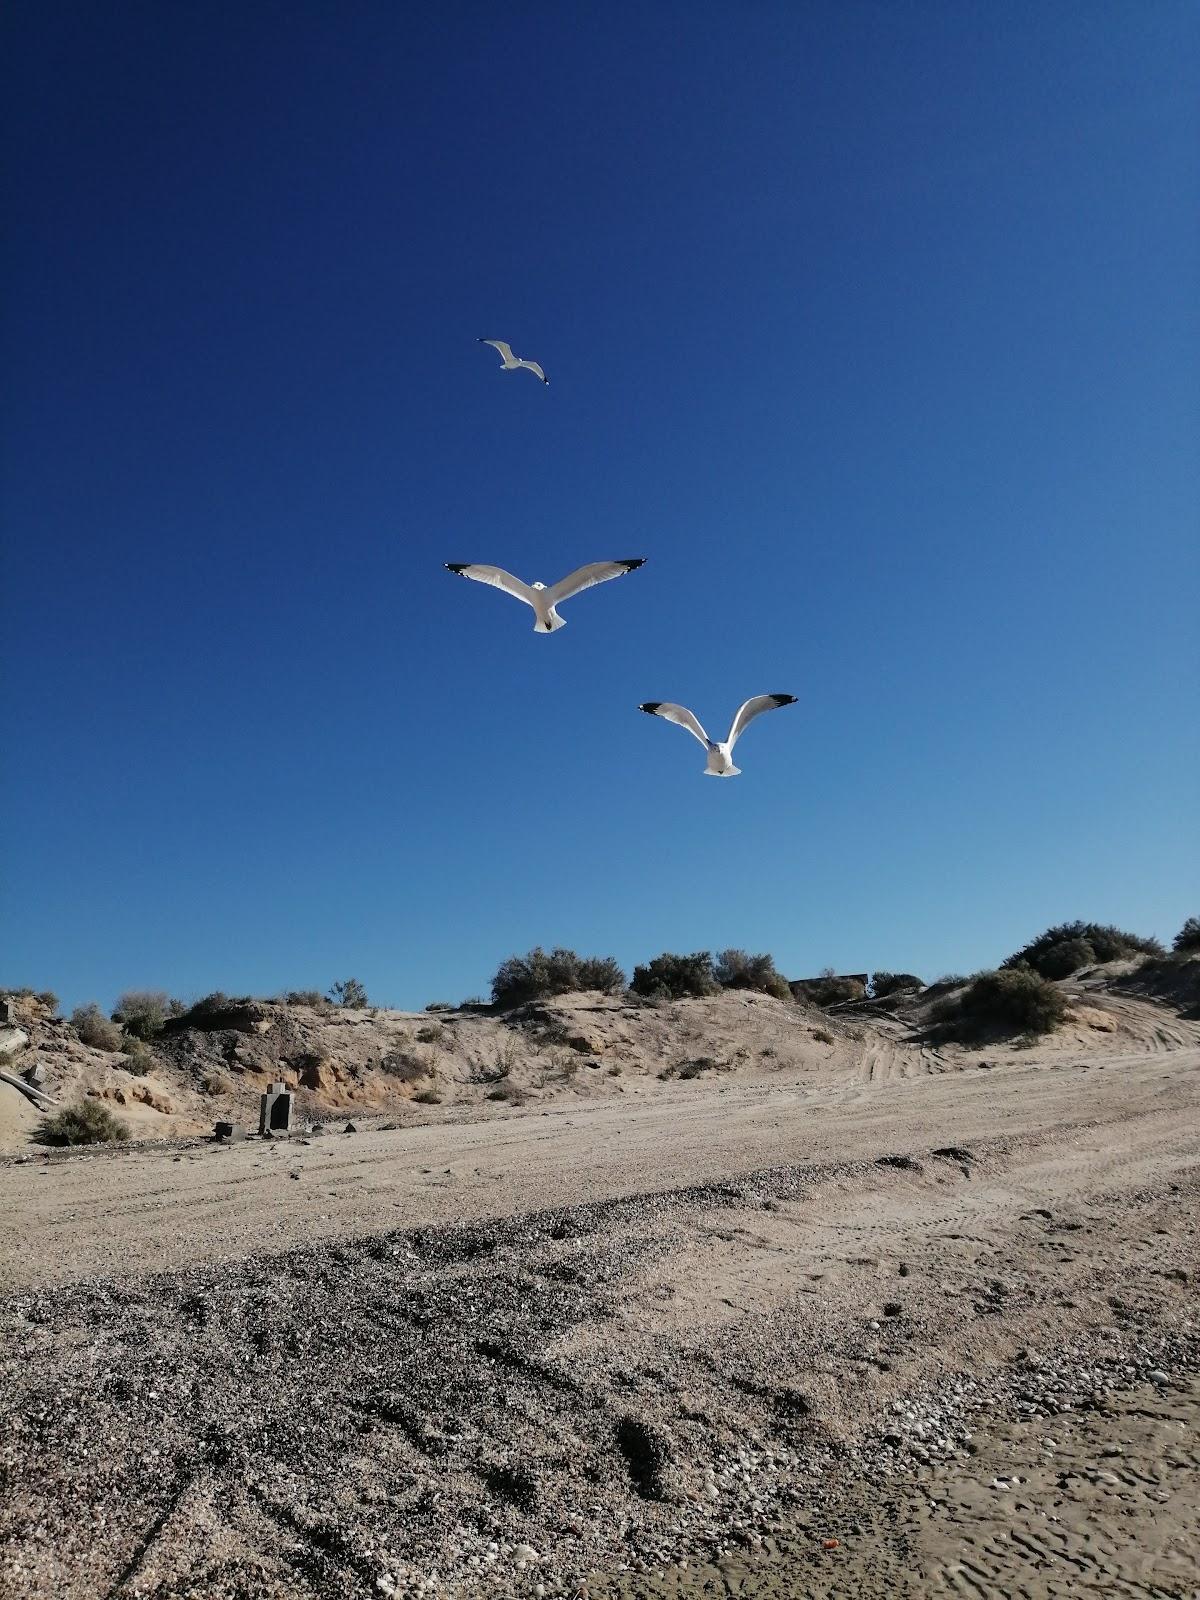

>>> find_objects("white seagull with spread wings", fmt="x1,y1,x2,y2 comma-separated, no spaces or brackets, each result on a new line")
477,338,548,384
639,694,797,776
445,559,645,634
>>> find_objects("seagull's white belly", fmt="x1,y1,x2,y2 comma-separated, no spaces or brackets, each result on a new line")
705,744,739,776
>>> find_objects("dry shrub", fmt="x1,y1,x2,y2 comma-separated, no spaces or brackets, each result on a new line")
38,1101,130,1145
201,1070,233,1096
70,1004,122,1052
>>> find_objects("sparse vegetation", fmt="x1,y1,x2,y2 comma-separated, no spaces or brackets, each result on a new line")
112,990,173,1039
200,1070,233,1096
70,1003,123,1052
1173,917,1200,953
490,947,626,1010
2,987,58,1012
713,949,792,1000
416,1023,447,1045
327,978,369,1008
487,1081,528,1105
871,972,924,998
413,1088,442,1105
38,1101,130,1146
630,951,720,1001
282,989,329,1010
938,967,1068,1038
811,1027,834,1044
1002,922,1164,980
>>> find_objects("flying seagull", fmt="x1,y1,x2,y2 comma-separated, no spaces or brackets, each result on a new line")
478,338,548,384
638,694,797,776
445,559,645,633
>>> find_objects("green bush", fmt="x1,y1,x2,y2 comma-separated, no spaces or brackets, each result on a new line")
490,947,626,1009
112,990,172,1039
713,949,792,1000
630,951,720,1001
283,989,328,1009
1173,917,1200,953
38,1101,130,1146
871,972,924,998
1002,922,1163,977
70,1003,123,1052
1033,938,1097,979
948,967,1068,1037
327,978,369,1008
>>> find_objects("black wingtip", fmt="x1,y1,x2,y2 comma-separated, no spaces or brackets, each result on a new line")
620,558,647,571
773,694,798,706
446,563,469,574
639,702,661,715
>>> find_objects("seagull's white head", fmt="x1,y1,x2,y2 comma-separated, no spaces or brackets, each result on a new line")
531,581,547,591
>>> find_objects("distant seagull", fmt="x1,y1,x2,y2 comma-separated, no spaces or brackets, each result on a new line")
638,694,797,777
445,559,645,634
478,338,548,384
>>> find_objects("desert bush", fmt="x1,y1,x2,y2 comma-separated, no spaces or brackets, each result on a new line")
490,947,625,1009
630,951,720,1000
713,949,792,1000
70,1003,123,1052
112,990,172,1039
327,978,369,1008
946,968,1068,1037
38,1101,130,1146
414,1088,442,1105
1002,922,1164,978
416,1023,446,1045
200,1070,233,1096
119,1035,154,1072
283,989,327,1009
871,972,924,998
811,1027,834,1044
459,996,488,1008
424,1000,454,1012
797,973,865,1007
1173,917,1200,953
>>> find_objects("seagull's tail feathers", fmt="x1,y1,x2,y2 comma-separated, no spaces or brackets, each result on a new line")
535,611,566,634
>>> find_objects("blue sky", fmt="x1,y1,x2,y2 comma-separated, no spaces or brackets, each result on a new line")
3,2,1197,1013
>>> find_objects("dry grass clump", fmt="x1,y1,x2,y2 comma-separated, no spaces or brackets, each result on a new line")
416,1023,447,1045
413,1088,442,1105
38,1101,130,1146
200,1070,234,1096
3,987,58,1012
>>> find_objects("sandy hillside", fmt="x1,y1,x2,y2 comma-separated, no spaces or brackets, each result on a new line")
2,966,1198,1598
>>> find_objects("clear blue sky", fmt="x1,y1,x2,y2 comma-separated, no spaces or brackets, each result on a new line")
3,2,1197,1014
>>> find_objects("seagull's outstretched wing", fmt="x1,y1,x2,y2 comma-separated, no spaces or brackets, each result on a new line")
445,563,537,610
639,702,712,748
545,559,645,606
479,338,515,363
517,359,549,384
726,694,797,748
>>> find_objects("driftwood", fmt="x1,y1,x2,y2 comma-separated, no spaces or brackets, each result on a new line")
0,1069,57,1109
